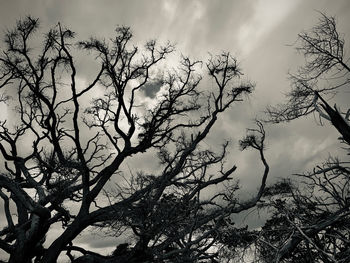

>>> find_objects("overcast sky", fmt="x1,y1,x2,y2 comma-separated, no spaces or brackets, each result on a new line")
0,0,350,258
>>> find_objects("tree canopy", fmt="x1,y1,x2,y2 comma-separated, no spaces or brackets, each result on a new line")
255,13,350,263
0,16,269,263
0,12,349,263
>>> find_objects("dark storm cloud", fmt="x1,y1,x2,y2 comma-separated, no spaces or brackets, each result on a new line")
140,79,163,98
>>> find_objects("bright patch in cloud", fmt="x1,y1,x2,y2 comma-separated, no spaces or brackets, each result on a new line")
238,0,300,55
0,103,7,121
162,0,179,20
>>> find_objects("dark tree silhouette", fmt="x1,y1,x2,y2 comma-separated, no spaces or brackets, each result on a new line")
254,13,350,263
257,164,350,263
0,17,269,262
267,13,350,130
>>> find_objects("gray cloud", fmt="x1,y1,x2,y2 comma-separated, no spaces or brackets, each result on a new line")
140,79,163,98
1,0,350,260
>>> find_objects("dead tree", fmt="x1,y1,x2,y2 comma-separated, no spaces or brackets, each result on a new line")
0,17,269,262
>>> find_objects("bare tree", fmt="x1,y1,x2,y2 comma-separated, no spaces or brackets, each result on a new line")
266,13,350,145
253,159,350,263
255,13,350,263
0,17,269,263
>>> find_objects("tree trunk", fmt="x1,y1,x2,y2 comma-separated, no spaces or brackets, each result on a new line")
41,217,88,263
9,214,50,263
9,246,32,263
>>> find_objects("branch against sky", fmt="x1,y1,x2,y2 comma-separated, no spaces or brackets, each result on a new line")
252,13,350,263
0,16,269,263
253,158,350,263
266,13,350,128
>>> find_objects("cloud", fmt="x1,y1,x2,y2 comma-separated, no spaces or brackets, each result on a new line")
1,0,350,260
140,79,163,99
237,0,301,56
